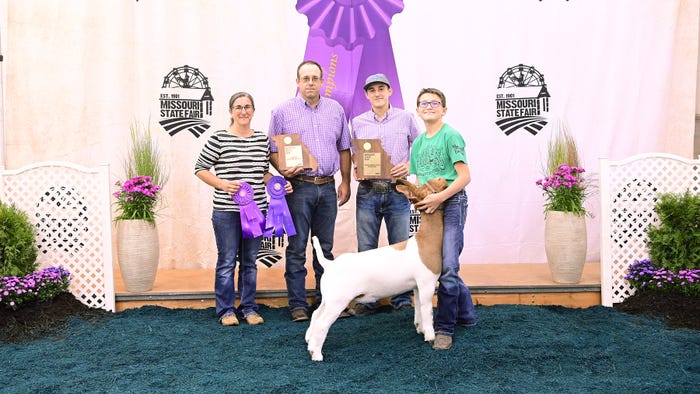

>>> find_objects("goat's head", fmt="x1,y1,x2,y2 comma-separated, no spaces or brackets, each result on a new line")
395,178,448,205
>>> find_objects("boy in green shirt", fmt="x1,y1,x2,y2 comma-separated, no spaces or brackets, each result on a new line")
409,88,477,350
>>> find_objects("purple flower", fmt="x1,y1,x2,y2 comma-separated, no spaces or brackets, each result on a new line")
626,259,700,296
1,266,71,310
113,175,162,222
536,164,589,215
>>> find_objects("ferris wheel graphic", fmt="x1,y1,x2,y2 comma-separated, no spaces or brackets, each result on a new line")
494,64,550,136
498,64,545,88
159,65,213,138
162,65,209,89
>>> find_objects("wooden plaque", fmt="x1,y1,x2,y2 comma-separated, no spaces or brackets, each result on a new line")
271,134,318,171
351,139,393,179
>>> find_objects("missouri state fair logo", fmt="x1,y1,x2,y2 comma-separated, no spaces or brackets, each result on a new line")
158,65,214,138
495,64,550,136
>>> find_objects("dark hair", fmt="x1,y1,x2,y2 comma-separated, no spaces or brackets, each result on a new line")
296,60,323,79
228,92,255,125
416,88,446,108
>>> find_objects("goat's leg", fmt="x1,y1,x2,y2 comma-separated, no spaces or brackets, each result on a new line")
413,288,424,334
305,301,326,344
306,298,350,361
416,283,436,342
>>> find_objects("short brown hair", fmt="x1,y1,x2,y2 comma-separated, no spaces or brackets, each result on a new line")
416,88,446,108
297,60,323,79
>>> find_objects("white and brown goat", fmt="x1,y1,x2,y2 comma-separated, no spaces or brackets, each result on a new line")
305,178,448,361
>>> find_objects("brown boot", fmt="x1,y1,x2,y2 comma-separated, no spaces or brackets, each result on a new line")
220,314,239,326
245,313,264,325
432,334,453,350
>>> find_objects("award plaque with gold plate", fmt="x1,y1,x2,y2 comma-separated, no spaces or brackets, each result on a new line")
351,139,393,179
271,134,318,171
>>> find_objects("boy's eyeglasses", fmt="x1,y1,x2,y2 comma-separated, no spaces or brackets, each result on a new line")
418,101,442,108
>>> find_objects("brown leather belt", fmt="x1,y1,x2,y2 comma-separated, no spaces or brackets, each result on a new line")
294,175,335,185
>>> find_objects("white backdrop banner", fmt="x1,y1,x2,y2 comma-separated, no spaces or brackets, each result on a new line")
3,0,697,270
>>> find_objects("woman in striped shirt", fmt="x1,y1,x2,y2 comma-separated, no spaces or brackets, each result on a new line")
195,92,292,327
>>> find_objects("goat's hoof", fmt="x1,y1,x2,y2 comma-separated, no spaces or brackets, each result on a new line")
309,351,324,362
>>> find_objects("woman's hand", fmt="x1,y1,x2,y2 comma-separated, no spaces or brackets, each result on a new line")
221,180,241,195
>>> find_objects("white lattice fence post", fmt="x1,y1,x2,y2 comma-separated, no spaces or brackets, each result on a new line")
0,162,115,311
599,153,700,307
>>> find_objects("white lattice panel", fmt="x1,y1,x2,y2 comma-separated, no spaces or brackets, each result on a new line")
0,162,115,311
599,153,700,306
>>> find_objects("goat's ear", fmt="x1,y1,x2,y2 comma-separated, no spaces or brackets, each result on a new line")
396,184,410,197
395,178,415,188
395,179,417,200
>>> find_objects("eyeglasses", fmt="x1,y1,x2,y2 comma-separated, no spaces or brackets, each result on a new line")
232,105,254,112
300,76,321,84
418,101,442,108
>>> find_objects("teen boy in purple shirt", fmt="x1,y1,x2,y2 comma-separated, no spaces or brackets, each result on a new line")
269,60,352,322
349,73,421,316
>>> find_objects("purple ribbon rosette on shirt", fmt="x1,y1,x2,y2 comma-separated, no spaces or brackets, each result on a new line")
296,0,406,120
232,182,265,239
264,176,296,237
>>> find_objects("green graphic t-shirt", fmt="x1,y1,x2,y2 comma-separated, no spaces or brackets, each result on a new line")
409,123,467,186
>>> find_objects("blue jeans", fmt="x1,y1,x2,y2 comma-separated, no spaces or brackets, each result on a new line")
212,210,262,319
284,179,338,311
355,182,411,309
434,190,477,336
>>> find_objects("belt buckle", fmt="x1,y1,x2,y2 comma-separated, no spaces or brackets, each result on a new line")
371,181,391,193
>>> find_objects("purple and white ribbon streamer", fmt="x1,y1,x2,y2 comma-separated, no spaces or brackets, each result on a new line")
232,181,265,239
264,176,296,237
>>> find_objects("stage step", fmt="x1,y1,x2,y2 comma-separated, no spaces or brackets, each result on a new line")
114,263,601,311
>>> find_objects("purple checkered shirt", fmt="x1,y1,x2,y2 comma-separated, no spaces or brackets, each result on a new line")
350,106,421,178
269,96,351,177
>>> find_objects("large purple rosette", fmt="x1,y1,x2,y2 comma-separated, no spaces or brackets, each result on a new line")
296,0,405,120
232,182,265,239
264,176,296,237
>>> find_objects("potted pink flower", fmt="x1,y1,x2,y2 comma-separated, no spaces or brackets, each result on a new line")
113,121,168,293
536,123,590,284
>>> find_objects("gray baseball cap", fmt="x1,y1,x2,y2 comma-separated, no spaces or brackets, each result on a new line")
363,73,391,90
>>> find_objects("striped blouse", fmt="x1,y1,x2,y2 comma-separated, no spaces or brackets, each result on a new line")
194,129,270,212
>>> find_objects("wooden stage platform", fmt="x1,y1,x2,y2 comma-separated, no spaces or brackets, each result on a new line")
114,263,602,312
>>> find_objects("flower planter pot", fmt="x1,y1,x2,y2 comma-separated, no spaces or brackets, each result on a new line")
116,220,159,292
544,211,587,284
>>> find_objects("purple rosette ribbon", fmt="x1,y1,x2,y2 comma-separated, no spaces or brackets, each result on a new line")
232,181,265,239
264,176,296,237
296,0,405,120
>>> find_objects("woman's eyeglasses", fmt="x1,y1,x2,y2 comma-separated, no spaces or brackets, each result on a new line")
232,105,254,112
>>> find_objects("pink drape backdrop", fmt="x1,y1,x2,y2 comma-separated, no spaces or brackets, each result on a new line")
2,0,698,269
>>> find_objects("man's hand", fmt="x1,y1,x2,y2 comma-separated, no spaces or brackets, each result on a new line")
337,182,351,206
278,166,304,178
390,162,410,179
